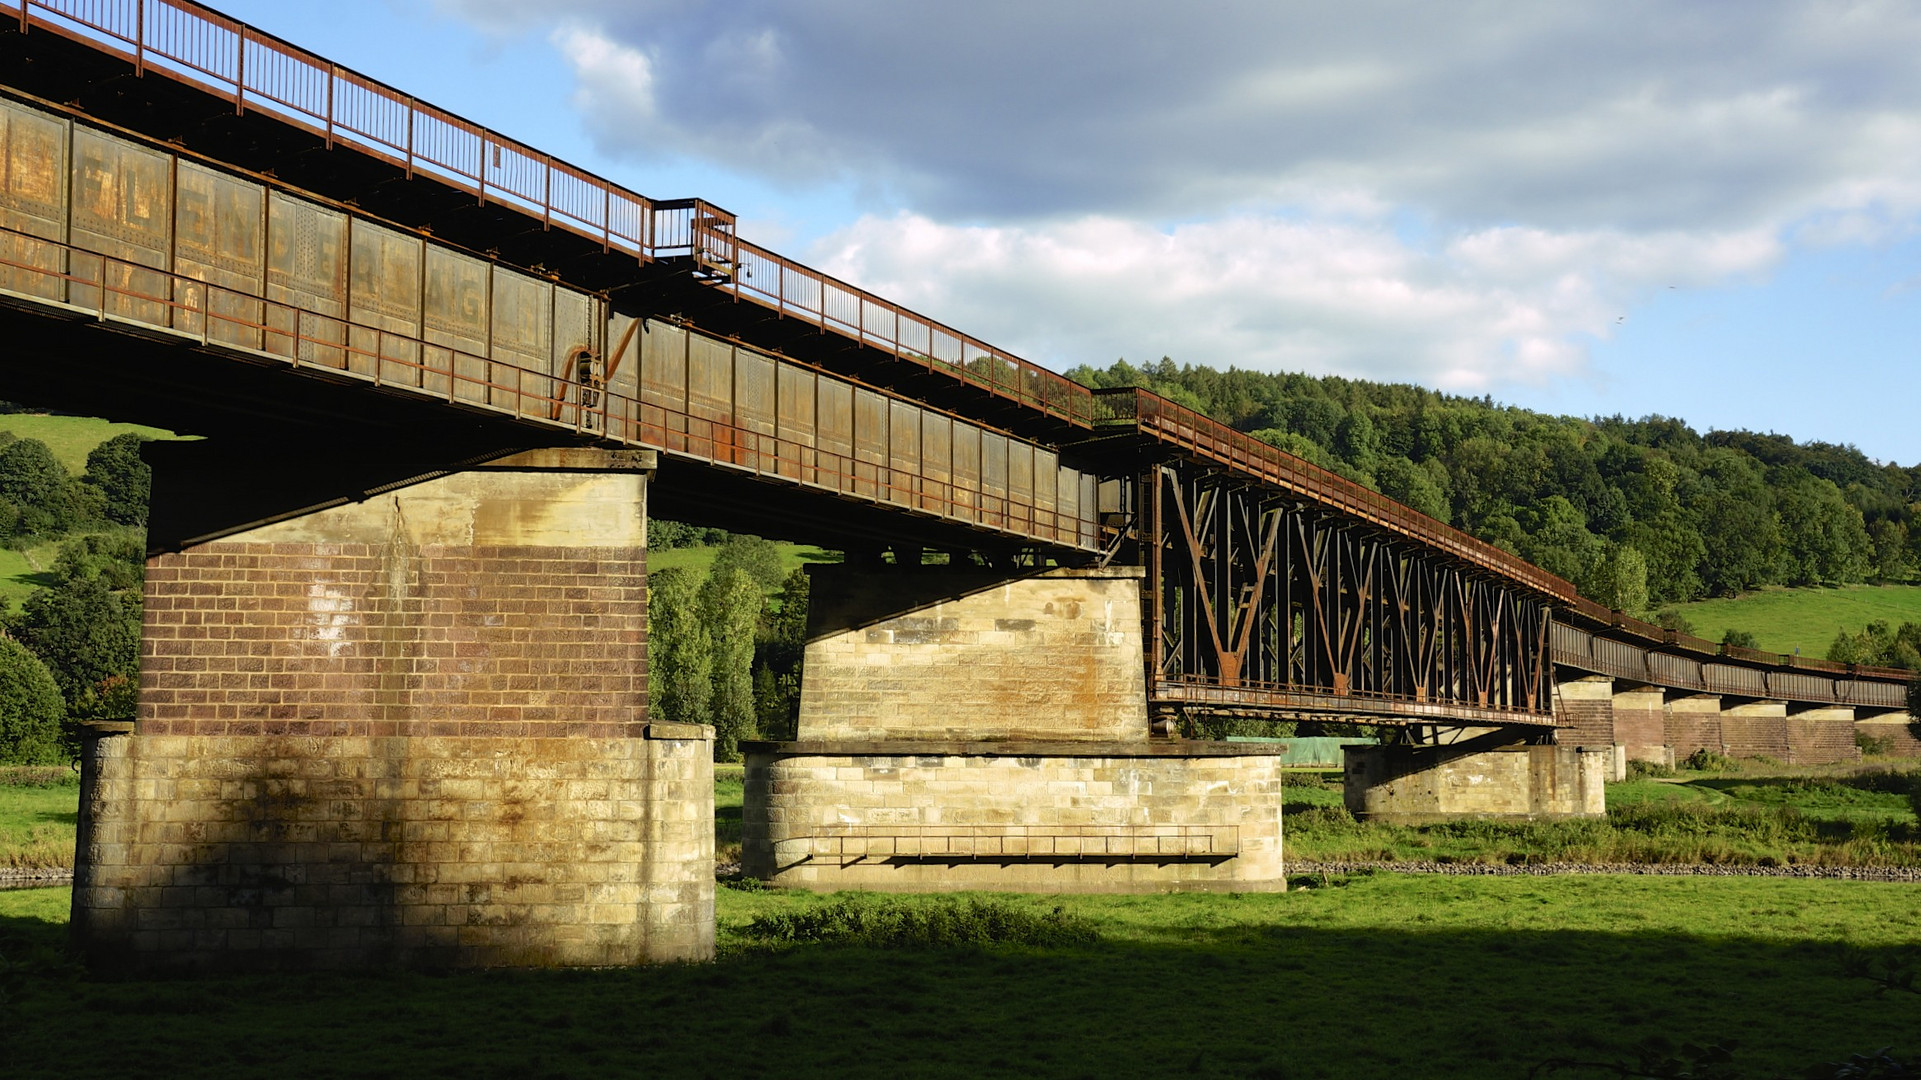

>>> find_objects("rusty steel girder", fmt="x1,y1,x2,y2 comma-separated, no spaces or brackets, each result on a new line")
1141,465,1555,726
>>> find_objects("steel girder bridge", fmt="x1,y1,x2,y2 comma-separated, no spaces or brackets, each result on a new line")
0,0,1909,737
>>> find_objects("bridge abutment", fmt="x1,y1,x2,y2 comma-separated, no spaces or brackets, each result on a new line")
72,447,716,971
743,565,1288,893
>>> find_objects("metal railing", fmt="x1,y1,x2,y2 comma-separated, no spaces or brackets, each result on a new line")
5,0,653,254
0,227,1099,551
719,225,1095,425
1100,387,1579,600
2,0,1097,428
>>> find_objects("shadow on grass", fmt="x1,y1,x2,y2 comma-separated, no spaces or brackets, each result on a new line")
714,803,743,848
3,897,1916,1080
5,569,57,592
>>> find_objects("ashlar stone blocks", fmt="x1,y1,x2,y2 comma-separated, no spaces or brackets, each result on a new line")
1343,743,1607,823
74,447,715,970
798,566,1148,742
74,729,713,970
743,743,1286,893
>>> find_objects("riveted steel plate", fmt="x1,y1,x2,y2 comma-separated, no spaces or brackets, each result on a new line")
887,399,920,507
950,421,980,523
639,319,688,452
265,191,347,366
0,98,69,301
348,218,421,381
919,413,951,515
775,361,816,484
173,161,264,349
423,245,488,396
816,376,854,493
733,347,775,472
69,127,171,324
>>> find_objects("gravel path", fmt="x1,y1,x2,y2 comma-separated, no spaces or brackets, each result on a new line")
1287,860,1921,881
10,862,1918,891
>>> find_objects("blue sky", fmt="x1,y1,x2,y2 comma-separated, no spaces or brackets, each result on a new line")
214,0,1921,465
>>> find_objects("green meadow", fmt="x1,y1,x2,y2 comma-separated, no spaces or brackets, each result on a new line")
1669,583,1921,656
3,874,1918,1079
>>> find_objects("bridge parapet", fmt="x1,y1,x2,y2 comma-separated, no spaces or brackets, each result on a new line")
0,0,1094,429
0,84,1101,553
1549,619,1909,711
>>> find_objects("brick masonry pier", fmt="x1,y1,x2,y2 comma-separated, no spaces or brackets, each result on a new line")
743,565,1288,893
71,447,715,971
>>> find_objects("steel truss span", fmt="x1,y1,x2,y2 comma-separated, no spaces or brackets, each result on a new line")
1143,466,1555,727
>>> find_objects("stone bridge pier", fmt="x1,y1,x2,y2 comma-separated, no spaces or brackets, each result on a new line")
743,563,1289,893
71,443,714,971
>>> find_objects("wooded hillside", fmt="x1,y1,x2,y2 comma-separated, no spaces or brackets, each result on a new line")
1068,358,1920,615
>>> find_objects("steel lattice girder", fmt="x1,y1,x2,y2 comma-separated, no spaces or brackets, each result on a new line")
1141,465,1554,724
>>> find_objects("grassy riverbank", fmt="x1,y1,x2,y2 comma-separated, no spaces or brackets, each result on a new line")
3,874,1918,1078
1282,764,1921,868
0,767,78,869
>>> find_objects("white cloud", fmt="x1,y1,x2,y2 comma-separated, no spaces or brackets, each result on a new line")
437,1,1921,395
807,213,1782,392
449,1,1921,228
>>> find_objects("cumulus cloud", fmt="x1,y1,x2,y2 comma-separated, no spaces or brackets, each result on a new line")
447,0,1921,229
806,213,1782,391
435,0,1921,388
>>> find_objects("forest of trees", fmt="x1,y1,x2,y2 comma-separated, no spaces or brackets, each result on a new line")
645,532,812,761
1069,358,1920,616
0,431,149,764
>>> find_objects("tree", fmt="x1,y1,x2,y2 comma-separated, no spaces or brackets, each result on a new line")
83,432,150,526
0,637,66,764
1775,473,1873,586
0,438,71,535
1583,542,1649,617
647,567,712,728
753,568,811,741
10,571,140,718
1517,496,1603,586
700,567,764,761
1373,457,1450,522
709,534,787,594
1722,628,1760,650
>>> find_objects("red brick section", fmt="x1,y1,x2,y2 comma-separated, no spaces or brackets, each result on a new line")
1555,699,1614,746
139,542,647,738
1612,698,1664,751
1787,715,1859,765
1665,705,1722,758
1720,713,1791,759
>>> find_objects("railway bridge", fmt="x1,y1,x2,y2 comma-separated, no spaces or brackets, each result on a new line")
0,0,1908,969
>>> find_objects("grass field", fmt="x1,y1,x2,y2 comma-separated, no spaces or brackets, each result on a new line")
1281,765,1921,867
1668,583,1921,655
2,874,1918,1078
0,412,181,471
0,769,77,868
0,536,68,607
716,761,744,865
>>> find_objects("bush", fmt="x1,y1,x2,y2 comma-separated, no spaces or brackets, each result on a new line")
1683,748,1737,772
743,895,1101,949
1857,729,1897,757
1626,758,1676,780
0,638,68,765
